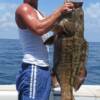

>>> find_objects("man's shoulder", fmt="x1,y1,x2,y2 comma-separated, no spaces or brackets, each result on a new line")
16,3,33,15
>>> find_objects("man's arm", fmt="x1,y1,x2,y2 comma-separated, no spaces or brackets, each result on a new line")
16,3,74,35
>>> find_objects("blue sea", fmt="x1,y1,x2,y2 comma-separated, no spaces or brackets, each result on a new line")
0,39,100,85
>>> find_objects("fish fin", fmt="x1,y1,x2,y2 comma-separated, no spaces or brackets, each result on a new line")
44,35,55,45
74,66,87,91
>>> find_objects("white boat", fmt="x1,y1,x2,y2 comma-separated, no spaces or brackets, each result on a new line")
0,85,100,100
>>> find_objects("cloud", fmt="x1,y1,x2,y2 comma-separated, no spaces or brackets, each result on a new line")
84,2,100,42
0,3,18,11
0,2,100,41
0,3,19,39
0,3,18,28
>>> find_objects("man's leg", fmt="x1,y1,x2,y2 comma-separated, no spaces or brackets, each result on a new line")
51,67,60,90
16,63,51,100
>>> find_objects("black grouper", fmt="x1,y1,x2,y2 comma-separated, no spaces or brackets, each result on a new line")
44,0,88,100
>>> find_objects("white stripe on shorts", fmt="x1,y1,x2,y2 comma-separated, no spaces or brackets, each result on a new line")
32,65,37,99
29,65,34,98
29,65,37,99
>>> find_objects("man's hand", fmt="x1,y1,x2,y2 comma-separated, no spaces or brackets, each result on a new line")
60,3,75,13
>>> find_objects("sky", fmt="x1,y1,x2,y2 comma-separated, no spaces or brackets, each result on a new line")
0,0,100,42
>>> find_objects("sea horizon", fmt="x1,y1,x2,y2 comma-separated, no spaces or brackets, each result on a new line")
0,39,100,85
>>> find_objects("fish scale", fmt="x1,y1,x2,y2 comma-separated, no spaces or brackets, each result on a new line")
44,0,88,100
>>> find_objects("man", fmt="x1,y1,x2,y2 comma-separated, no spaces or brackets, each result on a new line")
15,0,74,100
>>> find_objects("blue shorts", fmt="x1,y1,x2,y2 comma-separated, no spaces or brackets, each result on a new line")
16,63,51,100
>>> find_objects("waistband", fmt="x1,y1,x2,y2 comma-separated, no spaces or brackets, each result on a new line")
21,63,49,71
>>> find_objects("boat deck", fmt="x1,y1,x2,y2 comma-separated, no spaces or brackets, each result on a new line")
0,85,100,100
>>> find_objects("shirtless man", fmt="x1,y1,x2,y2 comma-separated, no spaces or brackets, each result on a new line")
15,0,74,100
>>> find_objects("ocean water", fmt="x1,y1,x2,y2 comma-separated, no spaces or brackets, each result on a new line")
0,39,100,85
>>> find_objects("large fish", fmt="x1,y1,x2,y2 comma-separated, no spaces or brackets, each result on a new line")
44,1,88,100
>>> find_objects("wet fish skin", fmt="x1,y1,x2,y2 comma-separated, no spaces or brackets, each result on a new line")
44,6,88,100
